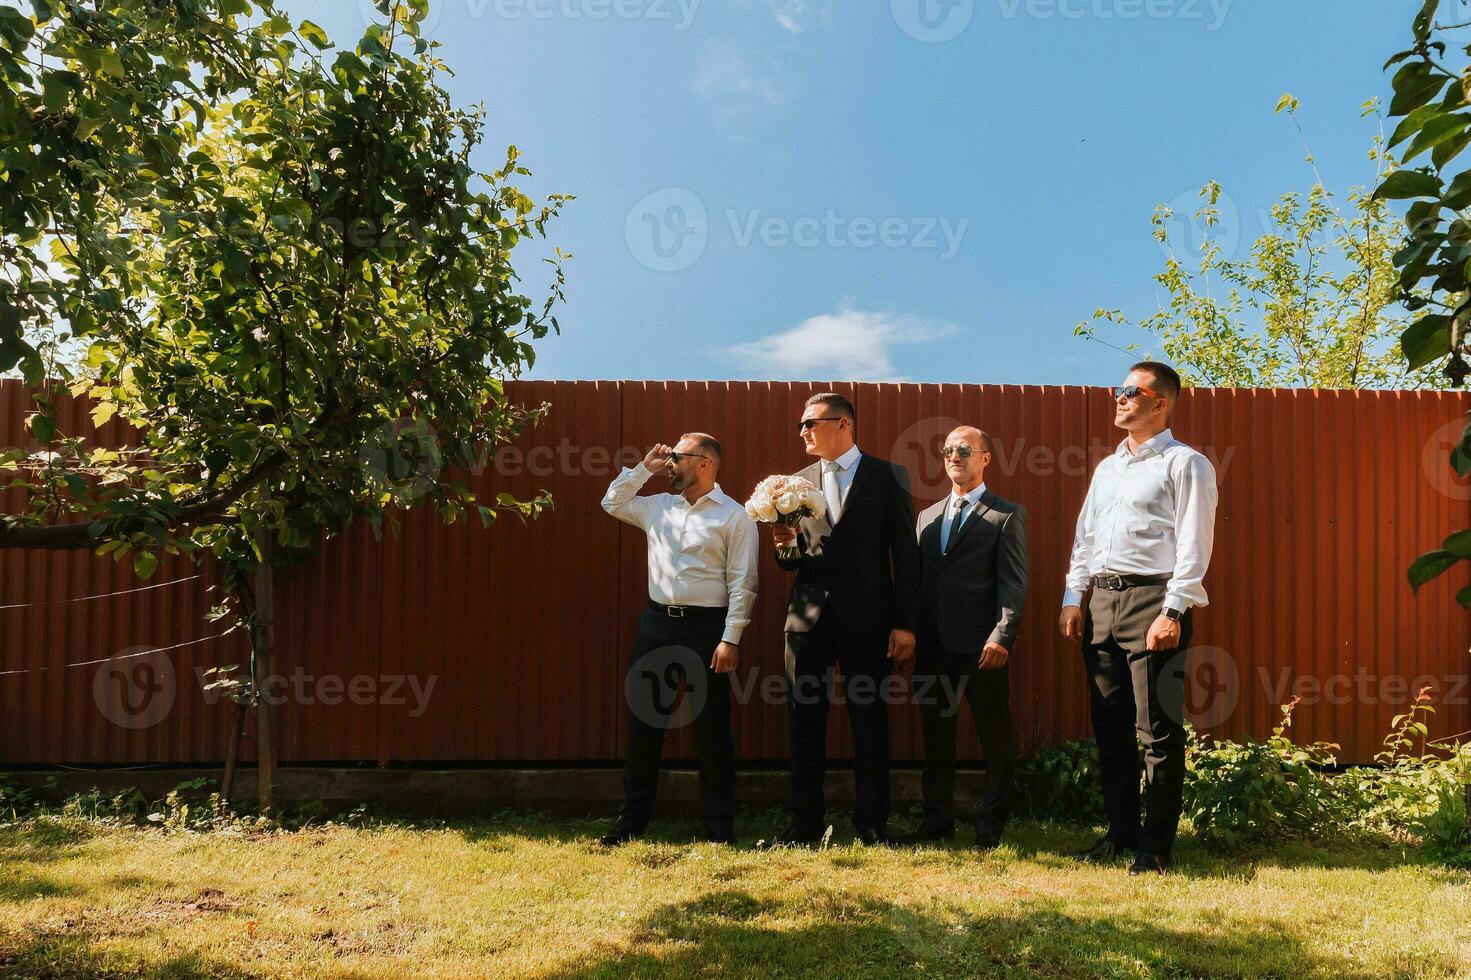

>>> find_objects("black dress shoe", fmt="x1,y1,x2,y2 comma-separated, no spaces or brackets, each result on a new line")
769,823,825,847
703,821,737,845
1072,837,1132,864
1128,852,1170,875
895,822,955,846
599,822,640,847
972,830,1003,852
855,827,892,847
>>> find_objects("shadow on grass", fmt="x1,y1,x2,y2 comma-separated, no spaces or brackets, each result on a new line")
537,889,1453,980
0,934,254,979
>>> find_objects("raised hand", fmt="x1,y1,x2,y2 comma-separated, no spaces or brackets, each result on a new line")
643,443,674,471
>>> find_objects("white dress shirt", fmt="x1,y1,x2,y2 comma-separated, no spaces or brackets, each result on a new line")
1062,428,1218,614
821,444,863,521
941,482,987,552
602,463,759,645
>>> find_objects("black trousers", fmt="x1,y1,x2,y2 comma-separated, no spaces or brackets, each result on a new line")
619,607,734,829
1083,583,1193,856
913,648,1016,835
785,616,891,832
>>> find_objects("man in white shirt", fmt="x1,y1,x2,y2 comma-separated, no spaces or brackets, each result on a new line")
600,433,759,846
1059,361,1218,876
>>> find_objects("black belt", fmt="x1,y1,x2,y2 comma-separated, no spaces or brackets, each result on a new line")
1091,572,1171,592
647,600,728,619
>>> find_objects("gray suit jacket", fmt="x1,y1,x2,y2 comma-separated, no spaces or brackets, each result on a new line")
915,488,1028,654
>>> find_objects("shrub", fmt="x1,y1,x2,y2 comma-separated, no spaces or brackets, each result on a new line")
1018,738,1107,823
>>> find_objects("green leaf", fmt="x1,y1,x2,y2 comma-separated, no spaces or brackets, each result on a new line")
28,413,54,444
1390,62,1450,117
1274,92,1298,114
1444,171,1471,210
1375,169,1442,200
1403,113,1471,162
1413,0,1439,41
74,117,105,141
133,550,159,580
1457,585,1471,609
1445,529,1471,559
1409,550,1460,592
1432,127,1471,169
298,20,332,49
1401,314,1452,370
98,50,123,77
1389,103,1444,148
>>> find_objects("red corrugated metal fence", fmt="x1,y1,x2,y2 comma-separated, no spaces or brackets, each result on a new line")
1,380,1467,765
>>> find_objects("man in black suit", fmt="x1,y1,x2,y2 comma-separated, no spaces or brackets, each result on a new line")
899,425,1028,851
769,392,922,846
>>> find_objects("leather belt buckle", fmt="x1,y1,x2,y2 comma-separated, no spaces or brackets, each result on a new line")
666,605,686,619
1097,574,1126,592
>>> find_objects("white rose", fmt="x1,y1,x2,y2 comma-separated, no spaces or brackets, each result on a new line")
758,499,778,522
774,491,801,515
745,502,762,522
802,489,827,519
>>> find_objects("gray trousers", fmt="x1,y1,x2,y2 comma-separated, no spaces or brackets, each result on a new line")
1083,583,1193,856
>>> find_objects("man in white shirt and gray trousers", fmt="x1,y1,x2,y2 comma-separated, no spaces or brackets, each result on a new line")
1059,361,1218,876
600,434,758,847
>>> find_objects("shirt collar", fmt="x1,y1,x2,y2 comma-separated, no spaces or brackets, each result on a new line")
830,444,862,472
677,485,730,510
951,483,986,510
1117,428,1175,460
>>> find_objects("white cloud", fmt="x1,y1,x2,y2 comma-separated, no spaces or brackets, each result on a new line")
767,0,830,32
691,41,786,106
726,307,958,382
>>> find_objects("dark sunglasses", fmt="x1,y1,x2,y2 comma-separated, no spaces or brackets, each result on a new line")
940,445,987,459
1113,384,1160,400
668,452,709,463
797,418,843,433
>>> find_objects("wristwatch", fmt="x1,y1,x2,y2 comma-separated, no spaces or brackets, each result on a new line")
1163,607,1184,623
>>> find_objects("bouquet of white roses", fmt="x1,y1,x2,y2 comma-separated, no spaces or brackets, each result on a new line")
745,474,826,561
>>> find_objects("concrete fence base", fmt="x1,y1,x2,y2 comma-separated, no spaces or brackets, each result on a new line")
3,767,1044,820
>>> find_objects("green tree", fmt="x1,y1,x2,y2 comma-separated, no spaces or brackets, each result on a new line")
1078,98,1446,391
0,0,568,574
1375,0,1471,607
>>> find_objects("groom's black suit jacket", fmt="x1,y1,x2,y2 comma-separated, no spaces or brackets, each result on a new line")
775,453,922,642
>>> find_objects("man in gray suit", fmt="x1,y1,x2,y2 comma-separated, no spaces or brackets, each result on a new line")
899,425,1028,850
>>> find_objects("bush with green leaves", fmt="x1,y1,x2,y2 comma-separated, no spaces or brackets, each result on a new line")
1017,738,1107,824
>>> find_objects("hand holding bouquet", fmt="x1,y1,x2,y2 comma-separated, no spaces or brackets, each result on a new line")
745,474,826,562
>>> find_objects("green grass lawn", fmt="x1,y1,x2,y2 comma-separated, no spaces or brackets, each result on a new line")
2,810,1468,978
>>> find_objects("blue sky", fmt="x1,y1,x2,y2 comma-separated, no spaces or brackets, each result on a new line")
294,0,1411,385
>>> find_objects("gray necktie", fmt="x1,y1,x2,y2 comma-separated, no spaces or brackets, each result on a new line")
945,497,969,554
822,460,843,523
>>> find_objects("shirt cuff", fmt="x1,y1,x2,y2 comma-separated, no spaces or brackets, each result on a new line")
1061,589,1085,609
1162,595,1190,615
721,624,745,645
630,462,653,481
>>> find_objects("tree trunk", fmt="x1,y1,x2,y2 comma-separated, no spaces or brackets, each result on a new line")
220,699,248,803
250,539,277,815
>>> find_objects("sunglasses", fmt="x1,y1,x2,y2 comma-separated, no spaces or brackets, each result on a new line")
1113,384,1160,401
668,452,709,463
797,418,843,433
940,445,988,459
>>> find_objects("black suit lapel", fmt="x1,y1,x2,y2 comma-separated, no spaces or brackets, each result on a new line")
831,454,873,527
